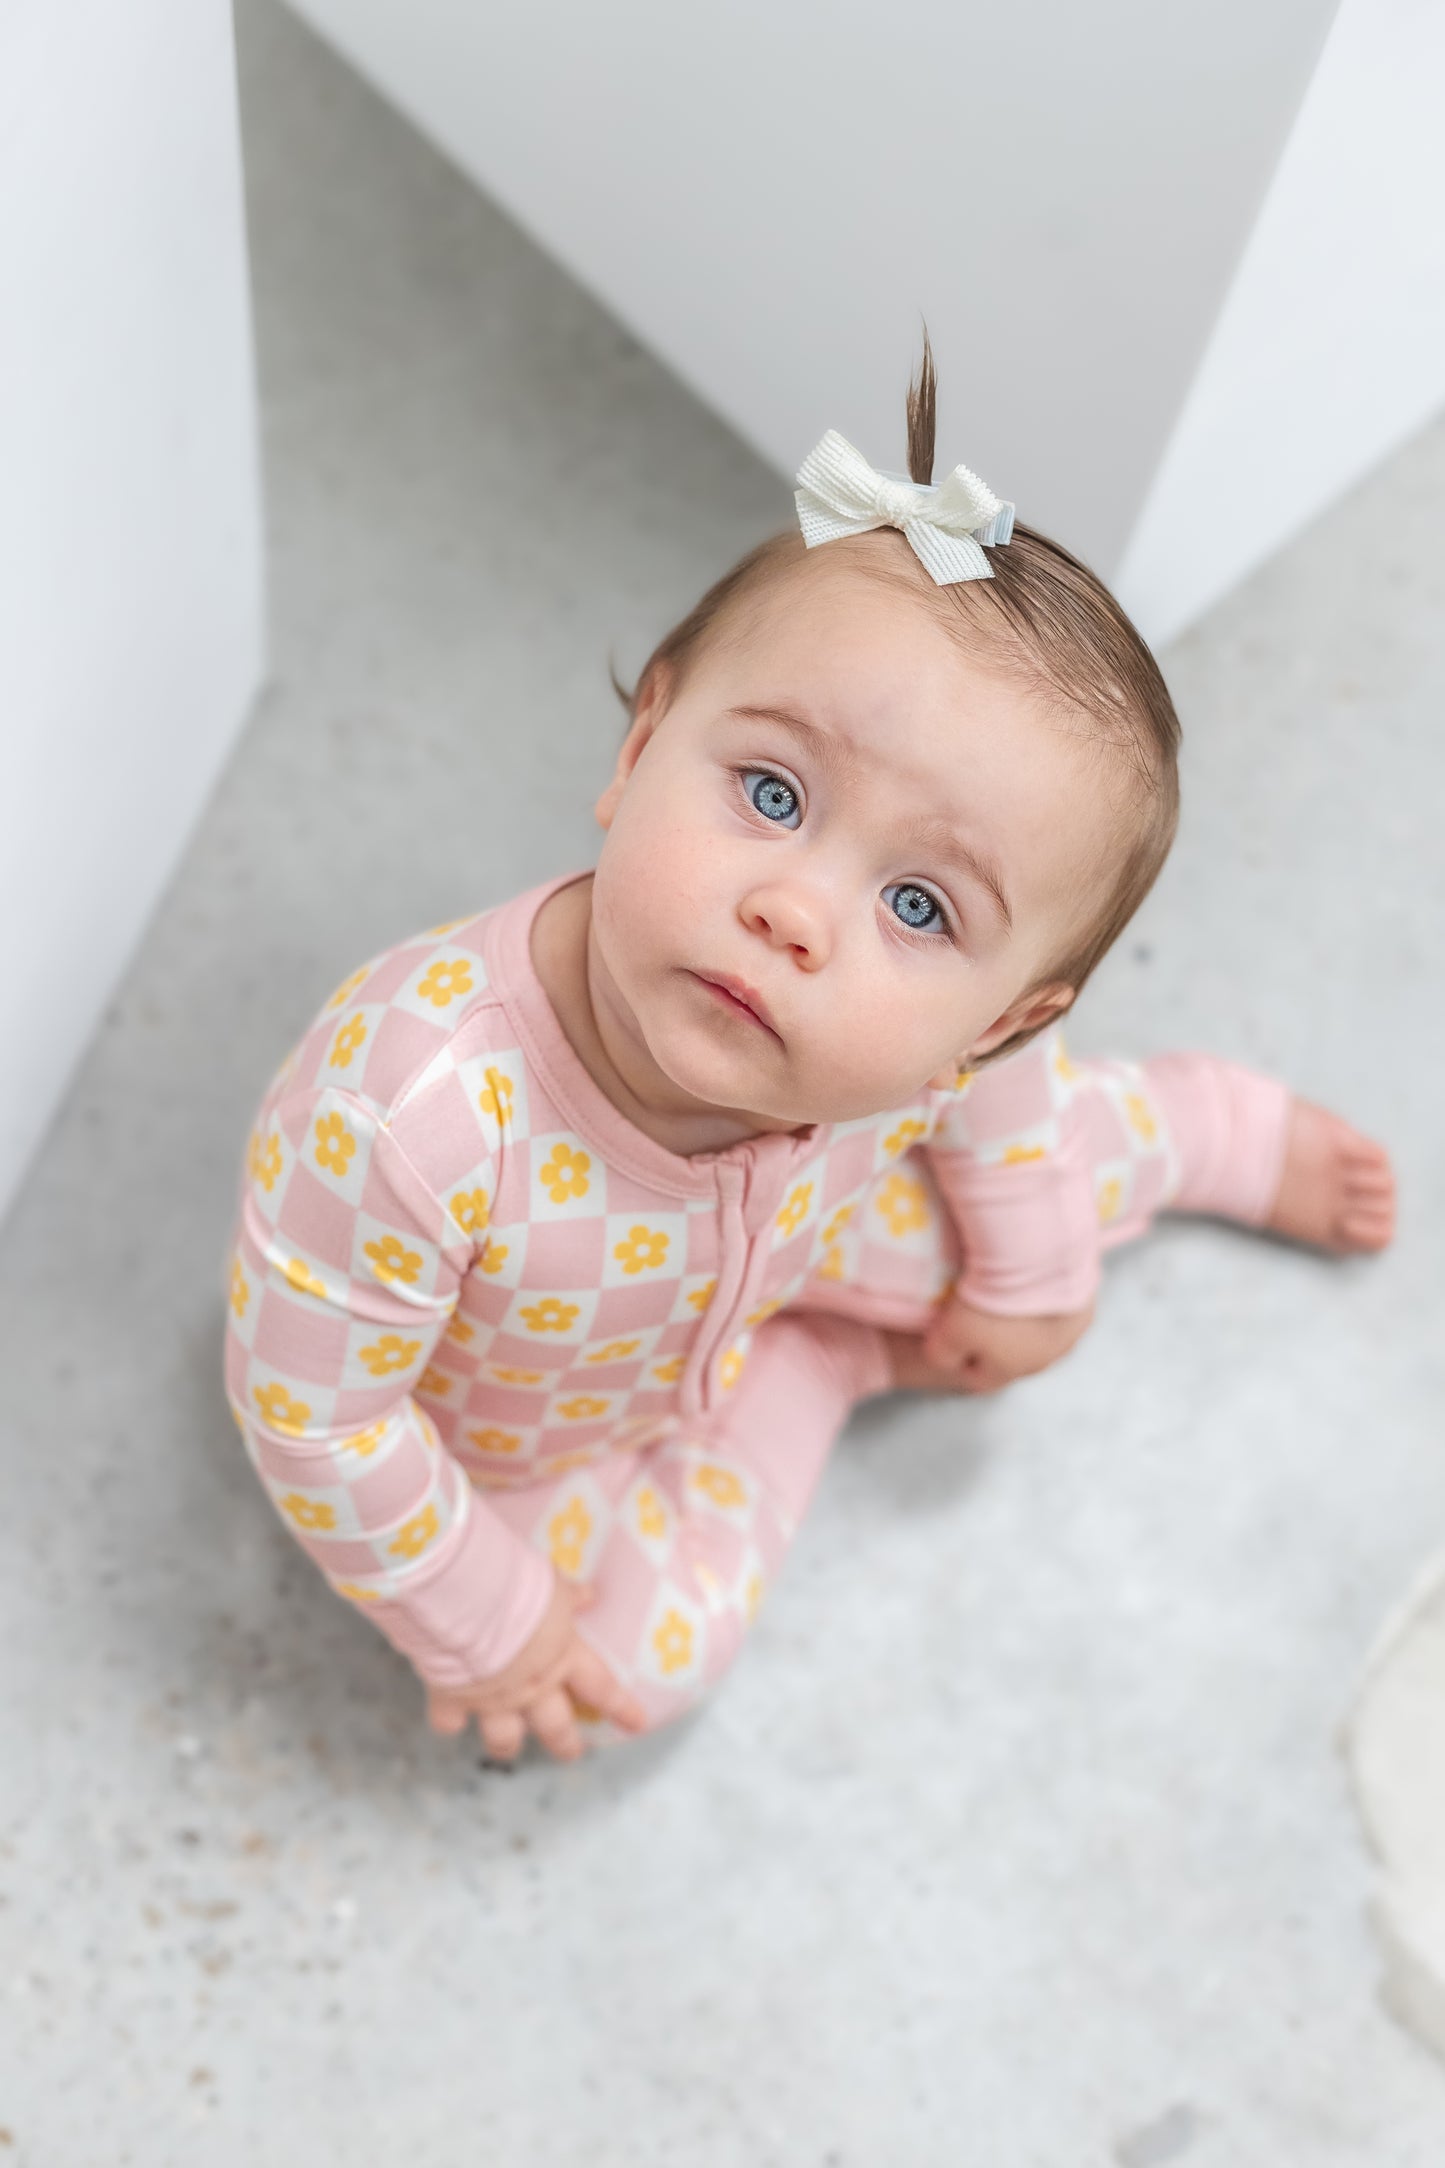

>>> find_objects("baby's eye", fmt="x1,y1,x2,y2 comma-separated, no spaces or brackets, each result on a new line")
884,883,944,933
743,771,801,828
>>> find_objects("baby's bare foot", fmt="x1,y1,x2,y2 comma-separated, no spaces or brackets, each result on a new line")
1266,1098,1396,1254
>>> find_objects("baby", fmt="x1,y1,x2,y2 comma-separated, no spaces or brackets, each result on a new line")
222,354,1394,1764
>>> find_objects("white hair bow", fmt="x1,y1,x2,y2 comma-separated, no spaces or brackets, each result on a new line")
794,428,1015,585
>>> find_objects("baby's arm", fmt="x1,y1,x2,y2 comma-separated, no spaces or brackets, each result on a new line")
920,1027,1100,1392
225,1077,641,1750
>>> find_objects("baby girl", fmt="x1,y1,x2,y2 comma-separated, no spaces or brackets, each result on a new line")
222,355,1394,1764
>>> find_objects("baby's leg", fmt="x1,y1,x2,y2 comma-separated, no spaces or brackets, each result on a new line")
484,1312,890,1742
1092,1051,1395,1254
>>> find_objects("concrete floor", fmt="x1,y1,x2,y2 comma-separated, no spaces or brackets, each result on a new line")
2,3,1443,2160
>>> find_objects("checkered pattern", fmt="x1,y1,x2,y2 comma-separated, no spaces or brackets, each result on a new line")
222,886,1230,1697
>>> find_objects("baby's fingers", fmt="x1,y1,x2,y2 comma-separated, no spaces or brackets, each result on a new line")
922,1307,973,1371
479,1710,527,1764
528,1685,585,1763
426,1689,470,1738
568,1643,648,1735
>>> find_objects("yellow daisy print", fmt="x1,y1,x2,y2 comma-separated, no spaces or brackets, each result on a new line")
542,1449,598,1476
477,1068,514,1123
692,1463,746,1509
1123,1092,1158,1145
279,1492,335,1532
491,1364,543,1385
745,1568,766,1621
884,1117,928,1158
745,1297,782,1327
719,1346,746,1390
326,963,369,1011
519,1298,579,1335
1097,1176,1124,1225
613,1225,669,1275
539,1143,591,1204
388,1504,439,1561
1002,1142,1047,1165
283,1257,328,1299
951,1066,976,1093
313,1111,356,1177
363,1234,423,1286
876,1172,930,1239
418,1367,453,1396
816,1244,846,1282
339,1422,387,1457
557,1395,609,1421
588,1339,641,1364
480,1240,509,1275
416,958,474,1009
821,1203,854,1246
652,1608,695,1676
635,1486,667,1542
651,1356,685,1385
776,1183,813,1240
358,1334,422,1377
467,1425,523,1455
329,1014,367,1069
1052,1039,1077,1085
250,1131,283,1194
686,1280,716,1314
229,1260,249,1319
333,1580,381,1603
253,1382,312,1434
449,1187,490,1235
548,1496,592,1577
444,1315,475,1345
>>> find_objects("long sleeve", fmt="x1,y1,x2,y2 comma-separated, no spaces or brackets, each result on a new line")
223,1073,554,1687
924,1026,1101,1316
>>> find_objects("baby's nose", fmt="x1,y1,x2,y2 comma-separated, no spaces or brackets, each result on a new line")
739,882,832,968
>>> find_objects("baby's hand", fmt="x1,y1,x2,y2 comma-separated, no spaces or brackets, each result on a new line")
425,1576,647,1764
886,1291,1095,1395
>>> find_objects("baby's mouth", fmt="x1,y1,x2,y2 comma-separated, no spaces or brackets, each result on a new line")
687,971,782,1042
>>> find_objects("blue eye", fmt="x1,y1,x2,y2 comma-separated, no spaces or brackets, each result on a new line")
744,771,801,827
885,883,943,932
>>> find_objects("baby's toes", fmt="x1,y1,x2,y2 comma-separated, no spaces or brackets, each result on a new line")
1337,1150,1396,1250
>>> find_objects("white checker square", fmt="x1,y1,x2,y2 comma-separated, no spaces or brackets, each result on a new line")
457,1049,530,1148
531,1130,608,1222
577,1323,664,1369
542,1385,622,1430
602,1210,688,1289
501,1286,600,1347
468,1219,529,1291
621,1471,675,1569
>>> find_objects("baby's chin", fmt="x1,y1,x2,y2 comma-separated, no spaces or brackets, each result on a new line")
642,1018,919,1132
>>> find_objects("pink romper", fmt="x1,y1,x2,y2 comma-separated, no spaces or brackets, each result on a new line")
222,873,1290,1734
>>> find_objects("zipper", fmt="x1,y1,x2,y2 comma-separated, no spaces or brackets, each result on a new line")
679,1160,749,1419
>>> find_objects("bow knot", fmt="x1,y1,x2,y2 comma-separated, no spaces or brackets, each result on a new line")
794,428,1015,585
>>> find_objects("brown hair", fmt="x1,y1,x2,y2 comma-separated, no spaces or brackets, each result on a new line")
617,338,1181,1059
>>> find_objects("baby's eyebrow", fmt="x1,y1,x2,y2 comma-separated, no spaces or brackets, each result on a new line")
901,816,1013,933
727,703,1013,932
725,704,850,780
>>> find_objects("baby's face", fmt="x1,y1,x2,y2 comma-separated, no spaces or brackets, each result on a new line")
590,546,1119,1128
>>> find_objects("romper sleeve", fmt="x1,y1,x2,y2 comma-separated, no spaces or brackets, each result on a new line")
923,1025,1102,1317
222,1075,554,1690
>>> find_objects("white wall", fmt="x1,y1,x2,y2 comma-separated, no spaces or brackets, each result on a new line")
0,0,265,1226
1116,0,1445,645
279,0,1338,587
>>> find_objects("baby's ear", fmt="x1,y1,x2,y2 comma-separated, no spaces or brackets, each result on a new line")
595,665,672,829
959,981,1076,1066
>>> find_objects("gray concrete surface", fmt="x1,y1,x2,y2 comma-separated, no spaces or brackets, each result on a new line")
2,3,1443,2160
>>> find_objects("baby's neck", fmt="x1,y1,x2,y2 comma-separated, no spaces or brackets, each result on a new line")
530,875,807,1159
